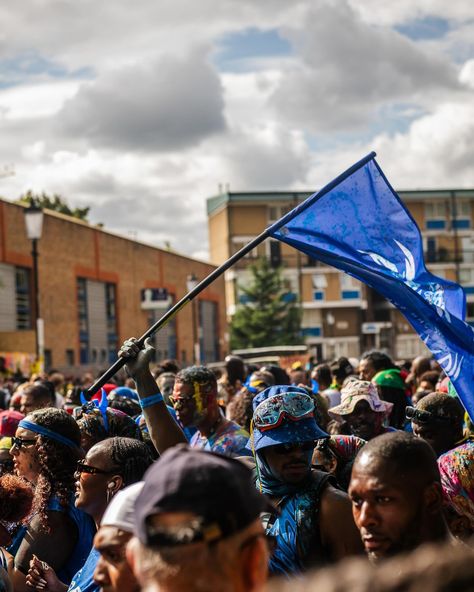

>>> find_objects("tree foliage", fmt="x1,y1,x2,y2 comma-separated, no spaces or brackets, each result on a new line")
230,257,302,350
17,191,90,221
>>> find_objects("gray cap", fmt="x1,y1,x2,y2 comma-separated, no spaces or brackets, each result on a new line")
101,482,144,533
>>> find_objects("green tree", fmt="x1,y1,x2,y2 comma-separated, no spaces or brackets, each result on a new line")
230,257,302,349
17,191,90,221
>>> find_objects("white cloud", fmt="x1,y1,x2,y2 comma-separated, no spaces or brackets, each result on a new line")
56,50,227,152
270,2,460,132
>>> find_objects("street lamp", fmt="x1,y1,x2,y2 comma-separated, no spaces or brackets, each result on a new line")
186,273,200,365
24,205,44,366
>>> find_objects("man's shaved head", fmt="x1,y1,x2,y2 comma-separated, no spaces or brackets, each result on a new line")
354,431,440,487
349,432,446,561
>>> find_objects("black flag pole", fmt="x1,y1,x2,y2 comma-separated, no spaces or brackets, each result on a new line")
84,227,273,398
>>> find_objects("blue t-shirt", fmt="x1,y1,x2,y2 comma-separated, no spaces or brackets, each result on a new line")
68,548,100,592
48,497,96,585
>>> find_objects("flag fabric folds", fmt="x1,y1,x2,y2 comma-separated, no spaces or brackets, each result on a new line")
268,152,474,419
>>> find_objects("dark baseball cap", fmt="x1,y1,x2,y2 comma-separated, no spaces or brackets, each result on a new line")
135,444,272,547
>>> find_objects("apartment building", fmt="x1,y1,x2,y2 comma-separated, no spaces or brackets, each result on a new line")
0,198,226,375
207,188,474,361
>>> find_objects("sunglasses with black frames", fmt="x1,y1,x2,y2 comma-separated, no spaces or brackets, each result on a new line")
76,460,119,476
11,436,37,450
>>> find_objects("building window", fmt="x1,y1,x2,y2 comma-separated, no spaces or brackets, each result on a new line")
312,274,326,301
268,204,293,223
77,278,118,365
460,269,474,285
15,267,32,330
340,273,360,299
65,349,75,366
425,202,447,230
452,200,471,229
105,283,118,363
77,278,89,363
301,327,322,337
466,302,474,327
44,349,52,371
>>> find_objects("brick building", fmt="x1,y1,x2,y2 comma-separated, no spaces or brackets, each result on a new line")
0,198,226,375
207,188,474,362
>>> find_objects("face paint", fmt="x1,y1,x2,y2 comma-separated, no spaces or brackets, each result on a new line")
193,381,205,417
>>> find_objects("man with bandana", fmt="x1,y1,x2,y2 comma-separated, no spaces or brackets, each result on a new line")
118,338,249,457
248,385,363,576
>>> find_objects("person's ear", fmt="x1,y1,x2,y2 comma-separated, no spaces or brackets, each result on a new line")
423,482,444,514
125,536,139,577
107,475,123,495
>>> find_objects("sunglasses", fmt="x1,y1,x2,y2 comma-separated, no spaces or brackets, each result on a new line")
76,460,118,476
405,406,451,424
272,441,315,456
11,436,37,450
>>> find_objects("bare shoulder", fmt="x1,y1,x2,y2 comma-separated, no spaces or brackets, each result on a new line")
320,484,352,512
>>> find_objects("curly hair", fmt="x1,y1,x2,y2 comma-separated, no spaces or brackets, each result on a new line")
26,408,81,531
176,366,216,389
0,473,33,523
226,389,255,432
76,407,142,448
101,437,154,485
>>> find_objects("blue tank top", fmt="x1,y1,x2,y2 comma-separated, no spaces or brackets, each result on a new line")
48,497,96,585
266,472,332,576
68,547,100,592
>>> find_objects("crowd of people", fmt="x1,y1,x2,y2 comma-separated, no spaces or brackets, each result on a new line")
0,344,472,591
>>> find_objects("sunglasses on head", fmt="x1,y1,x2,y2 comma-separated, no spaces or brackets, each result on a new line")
253,392,315,431
272,441,315,456
76,460,118,476
405,406,451,425
11,436,37,450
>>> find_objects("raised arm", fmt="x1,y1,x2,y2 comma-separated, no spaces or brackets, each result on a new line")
118,338,187,453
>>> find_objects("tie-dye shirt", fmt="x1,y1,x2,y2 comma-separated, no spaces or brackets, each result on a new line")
190,417,250,457
438,439,474,529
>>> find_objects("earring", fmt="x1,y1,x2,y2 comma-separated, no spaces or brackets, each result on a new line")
106,483,115,503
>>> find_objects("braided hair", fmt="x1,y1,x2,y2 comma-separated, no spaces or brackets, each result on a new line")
76,406,142,450
26,408,81,531
102,437,153,485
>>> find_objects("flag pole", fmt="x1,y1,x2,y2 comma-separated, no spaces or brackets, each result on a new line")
84,227,273,397
86,151,377,398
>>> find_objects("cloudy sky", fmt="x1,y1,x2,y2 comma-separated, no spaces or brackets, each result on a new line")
0,0,473,260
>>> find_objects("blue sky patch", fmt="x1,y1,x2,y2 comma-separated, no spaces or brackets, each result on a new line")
0,50,93,89
304,103,426,152
395,16,450,41
213,27,292,72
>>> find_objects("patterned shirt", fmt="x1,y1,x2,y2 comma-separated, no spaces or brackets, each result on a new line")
438,439,474,528
190,417,250,457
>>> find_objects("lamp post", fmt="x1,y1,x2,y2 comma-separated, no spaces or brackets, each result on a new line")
186,273,200,365
24,205,44,367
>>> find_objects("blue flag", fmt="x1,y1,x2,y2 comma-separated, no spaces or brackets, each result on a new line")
268,152,474,419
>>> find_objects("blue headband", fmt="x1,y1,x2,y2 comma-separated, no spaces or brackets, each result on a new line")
19,419,79,449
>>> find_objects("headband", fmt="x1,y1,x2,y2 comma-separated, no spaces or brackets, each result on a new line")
18,419,79,449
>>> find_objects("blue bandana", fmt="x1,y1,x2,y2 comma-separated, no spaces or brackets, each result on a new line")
255,448,313,497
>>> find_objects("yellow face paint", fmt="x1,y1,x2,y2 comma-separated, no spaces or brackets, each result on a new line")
193,381,204,415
